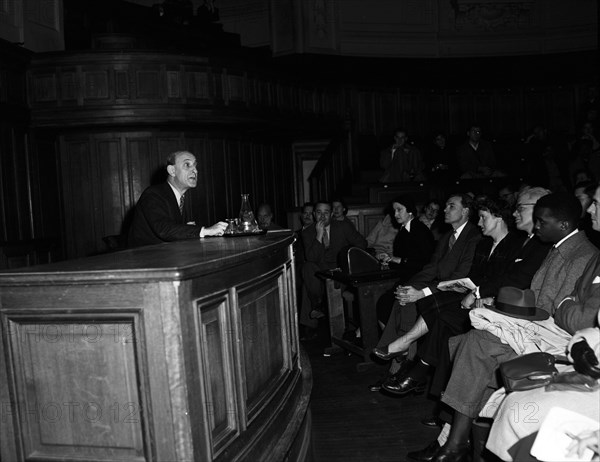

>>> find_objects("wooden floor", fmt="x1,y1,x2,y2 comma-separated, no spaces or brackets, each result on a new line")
303,327,441,462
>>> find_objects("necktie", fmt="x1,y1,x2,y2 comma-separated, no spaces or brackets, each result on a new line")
448,232,456,251
322,228,329,248
179,194,185,216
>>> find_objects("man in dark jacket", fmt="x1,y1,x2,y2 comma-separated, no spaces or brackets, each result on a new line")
128,151,227,247
300,200,367,329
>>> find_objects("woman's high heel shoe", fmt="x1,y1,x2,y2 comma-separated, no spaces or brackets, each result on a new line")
372,345,408,361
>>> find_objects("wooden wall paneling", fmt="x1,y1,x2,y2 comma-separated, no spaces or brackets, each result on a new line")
378,91,398,136
60,135,121,258
58,67,78,103
523,88,549,132
551,86,577,133
448,91,473,136
223,138,241,218
421,92,445,138
357,91,376,134
493,89,522,135
82,66,111,102
473,92,492,133
125,134,154,222
398,93,420,135
204,136,229,225
184,66,211,102
96,135,127,240
28,135,60,242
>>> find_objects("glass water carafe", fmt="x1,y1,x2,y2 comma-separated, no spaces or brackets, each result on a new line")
238,193,259,232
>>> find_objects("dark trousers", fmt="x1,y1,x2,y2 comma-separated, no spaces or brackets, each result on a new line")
415,291,473,396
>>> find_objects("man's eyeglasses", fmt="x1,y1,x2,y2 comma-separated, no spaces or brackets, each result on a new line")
515,203,536,213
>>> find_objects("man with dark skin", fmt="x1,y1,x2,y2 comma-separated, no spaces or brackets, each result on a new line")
409,192,599,462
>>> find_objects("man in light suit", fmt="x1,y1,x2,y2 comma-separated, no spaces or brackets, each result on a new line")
300,200,368,330
128,151,227,247
409,190,600,462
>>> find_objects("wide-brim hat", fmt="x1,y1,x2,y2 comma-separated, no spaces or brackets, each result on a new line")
485,286,549,321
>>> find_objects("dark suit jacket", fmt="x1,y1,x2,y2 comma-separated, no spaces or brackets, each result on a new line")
390,218,435,280
379,144,426,182
468,232,526,288
479,234,552,298
409,221,482,292
127,182,201,248
302,220,368,269
416,231,526,320
456,139,496,176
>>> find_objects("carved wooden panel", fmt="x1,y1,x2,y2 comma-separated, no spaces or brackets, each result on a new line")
4,315,148,461
237,271,286,421
185,70,210,100
60,69,78,101
197,292,240,456
31,73,57,102
84,70,109,100
136,69,161,100
115,70,130,99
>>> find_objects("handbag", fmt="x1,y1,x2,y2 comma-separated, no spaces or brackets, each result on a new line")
499,352,558,392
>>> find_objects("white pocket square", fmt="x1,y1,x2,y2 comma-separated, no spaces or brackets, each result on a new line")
514,258,523,263
593,276,600,284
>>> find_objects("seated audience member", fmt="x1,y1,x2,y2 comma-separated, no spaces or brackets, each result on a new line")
377,196,551,395
498,182,519,208
487,318,600,462
574,181,600,248
522,125,551,187
331,198,352,224
369,193,481,391
456,125,503,179
128,150,227,247
409,190,600,462
418,199,448,240
366,204,399,256
419,200,441,229
299,200,367,327
581,121,600,179
374,197,524,391
257,203,284,230
379,129,426,182
294,202,314,324
376,195,435,281
425,132,456,180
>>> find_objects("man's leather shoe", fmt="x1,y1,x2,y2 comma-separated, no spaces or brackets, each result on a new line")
407,440,441,461
432,444,470,462
368,363,410,392
367,377,385,392
372,345,407,361
421,416,443,427
381,375,426,395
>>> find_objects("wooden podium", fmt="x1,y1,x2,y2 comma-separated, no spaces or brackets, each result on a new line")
0,233,311,462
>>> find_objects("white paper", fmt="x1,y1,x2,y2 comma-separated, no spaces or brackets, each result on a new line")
436,277,476,293
531,407,599,461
